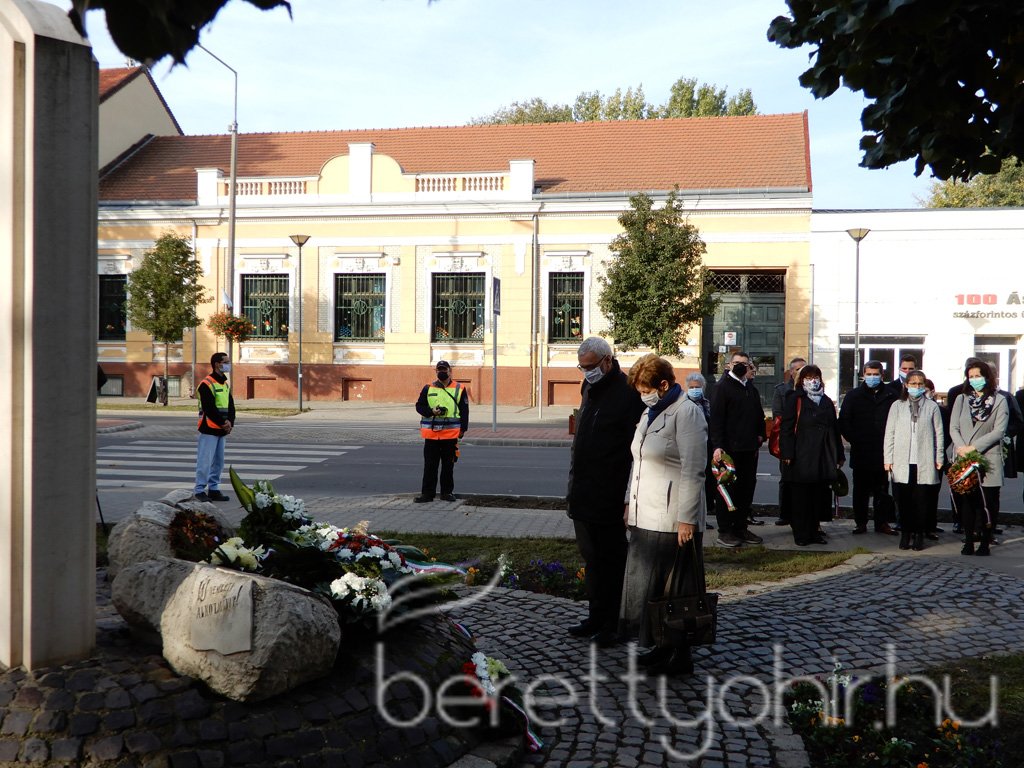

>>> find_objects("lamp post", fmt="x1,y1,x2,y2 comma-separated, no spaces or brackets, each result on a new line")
198,45,238,387
290,234,310,412
846,228,870,390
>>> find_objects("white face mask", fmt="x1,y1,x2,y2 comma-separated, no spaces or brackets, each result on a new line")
640,391,660,407
583,366,606,385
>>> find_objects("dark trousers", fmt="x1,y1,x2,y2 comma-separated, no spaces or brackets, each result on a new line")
957,485,1000,544
420,438,457,497
777,459,792,522
893,466,931,534
573,519,628,632
852,466,892,529
790,482,828,544
716,449,758,535
926,482,941,532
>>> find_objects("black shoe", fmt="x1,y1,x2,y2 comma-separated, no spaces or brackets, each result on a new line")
912,533,924,551
952,523,963,534
413,495,434,503
193,492,211,502
961,544,975,556
926,532,939,540
993,528,1004,535
649,648,694,676
932,527,944,534
977,541,991,556
207,490,230,502
706,523,715,530
747,516,765,526
567,619,601,638
899,532,911,550
440,493,457,502
636,647,673,667
589,629,620,648
774,518,789,526
893,523,902,532
852,525,868,535
875,524,898,536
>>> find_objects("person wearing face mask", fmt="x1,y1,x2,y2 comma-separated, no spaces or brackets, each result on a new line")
883,371,944,551
566,337,645,646
620,355,707,676
779,365,845,546
839,361,899,536
923,379,947,539
888,353,919,398
949,361,1009,556
683,372,718,521
414,361,469,503
193,352,236,503
708,351,766,548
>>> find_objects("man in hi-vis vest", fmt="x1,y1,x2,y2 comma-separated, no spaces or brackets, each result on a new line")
414,360,469,502
193,352,236,502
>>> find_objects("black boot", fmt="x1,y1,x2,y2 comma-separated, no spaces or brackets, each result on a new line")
977,531,991,556
912,532,924,551
636,646,672,667
899,531,911,550
961,533,975,556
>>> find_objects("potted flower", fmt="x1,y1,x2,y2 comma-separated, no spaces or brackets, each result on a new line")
207,311,256,344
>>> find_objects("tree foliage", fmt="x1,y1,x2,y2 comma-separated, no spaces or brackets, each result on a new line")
126,232,211,375
472,77,757,124
597,192,718,355
768,1,1024,181
68,0,290,64
925,157,1024,208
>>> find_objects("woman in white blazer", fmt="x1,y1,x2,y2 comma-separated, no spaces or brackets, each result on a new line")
949,361,1009,556
619,355,707,676
883,370,944,552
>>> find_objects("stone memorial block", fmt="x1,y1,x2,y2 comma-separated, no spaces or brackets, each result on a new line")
112,559,341,702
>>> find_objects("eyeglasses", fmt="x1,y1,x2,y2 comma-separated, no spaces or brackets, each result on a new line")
577,355,609,372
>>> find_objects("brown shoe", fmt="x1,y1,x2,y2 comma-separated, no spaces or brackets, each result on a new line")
875,524,898,536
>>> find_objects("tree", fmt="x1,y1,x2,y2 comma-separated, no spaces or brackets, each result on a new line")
69,0,290,64
473,76,756,124
768,1,1024,181
597,191,718,355
126,232,211,398
925,157,1024,207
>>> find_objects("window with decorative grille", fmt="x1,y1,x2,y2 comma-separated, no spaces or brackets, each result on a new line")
548,272,584,342
432,273,485,342
242,274,290,339
709,271,785,294
98,275,127,340
335,274,386,341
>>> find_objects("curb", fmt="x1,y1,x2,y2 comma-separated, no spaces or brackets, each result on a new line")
463,437,572,448
96,421,144,434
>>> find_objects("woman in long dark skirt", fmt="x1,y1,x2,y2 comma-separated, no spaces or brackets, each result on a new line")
779,365,845,546
619,354,708,676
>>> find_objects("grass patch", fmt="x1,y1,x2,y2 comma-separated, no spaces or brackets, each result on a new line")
375,531,860,595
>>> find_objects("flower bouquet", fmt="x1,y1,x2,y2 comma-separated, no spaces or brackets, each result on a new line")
947,450,991,495
207,311,256,343
712,451,737,511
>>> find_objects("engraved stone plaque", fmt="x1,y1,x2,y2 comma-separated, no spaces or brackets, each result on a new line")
189,573,253,655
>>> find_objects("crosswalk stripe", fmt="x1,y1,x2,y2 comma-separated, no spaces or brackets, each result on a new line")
98,461,306,471
121,440,363,452
97,476,282,489
98,449,338,461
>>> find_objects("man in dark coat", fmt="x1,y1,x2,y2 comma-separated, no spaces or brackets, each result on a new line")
838,360,897,534
709,351,766,547
566,337,644,647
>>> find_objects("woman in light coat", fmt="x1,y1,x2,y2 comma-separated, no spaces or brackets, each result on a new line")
620,354,707,677
949,360,1009,556
883,370,944,551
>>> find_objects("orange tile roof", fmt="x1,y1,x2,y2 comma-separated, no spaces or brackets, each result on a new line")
99,67,142,101
99,113,811,202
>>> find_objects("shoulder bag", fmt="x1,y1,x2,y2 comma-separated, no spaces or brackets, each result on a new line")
647,539,718,648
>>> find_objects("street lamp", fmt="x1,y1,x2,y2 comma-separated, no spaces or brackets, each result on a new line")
846,228,870,390
198,45,238,387
290,234,310,412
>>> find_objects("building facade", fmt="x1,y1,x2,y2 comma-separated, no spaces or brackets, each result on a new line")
97,111,814,406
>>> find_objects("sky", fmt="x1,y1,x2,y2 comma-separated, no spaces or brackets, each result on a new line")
65,0,935,209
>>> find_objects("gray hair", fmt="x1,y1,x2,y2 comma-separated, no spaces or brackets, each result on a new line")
685,372,706,387
577,336,612,359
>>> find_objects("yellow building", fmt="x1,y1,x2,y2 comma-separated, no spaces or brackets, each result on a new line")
97,109,812,406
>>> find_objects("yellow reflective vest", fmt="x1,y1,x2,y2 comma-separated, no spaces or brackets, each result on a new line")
420,383,463,439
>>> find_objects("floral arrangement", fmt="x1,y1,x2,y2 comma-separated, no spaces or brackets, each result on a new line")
785,662,1001,768
211,468,461,628
499,558,586,600
206,311,256,343
169,510,226,562
947,450,992,495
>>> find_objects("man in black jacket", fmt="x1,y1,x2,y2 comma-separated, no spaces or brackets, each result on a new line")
838,360,897,534
566,337,644,647
709,351,766,547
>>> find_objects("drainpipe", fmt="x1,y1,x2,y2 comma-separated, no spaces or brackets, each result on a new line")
532,212,541,418
191,220,199,396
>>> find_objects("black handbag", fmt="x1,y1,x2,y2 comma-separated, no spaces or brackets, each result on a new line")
647,540,718,648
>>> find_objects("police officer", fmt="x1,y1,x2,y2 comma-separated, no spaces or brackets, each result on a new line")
415,361,469,502
193,352,235,502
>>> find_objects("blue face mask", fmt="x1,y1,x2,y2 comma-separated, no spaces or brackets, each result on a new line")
803,379,822,393
864,374,882,388
687,388,703,401
969,377,986,392
907,386,925,399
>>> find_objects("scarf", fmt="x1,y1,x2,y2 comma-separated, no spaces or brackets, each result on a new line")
967,391,995,424
805,390,822,406
909,396,921,423
647,383,682,425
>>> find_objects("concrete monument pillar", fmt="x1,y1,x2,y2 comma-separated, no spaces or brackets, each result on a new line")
0,0,98,668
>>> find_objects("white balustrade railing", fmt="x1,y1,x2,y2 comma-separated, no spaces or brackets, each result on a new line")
267,180,306,195
415,173,505,194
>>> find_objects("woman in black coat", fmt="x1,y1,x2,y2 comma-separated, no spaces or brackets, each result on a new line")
779,365,846,546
